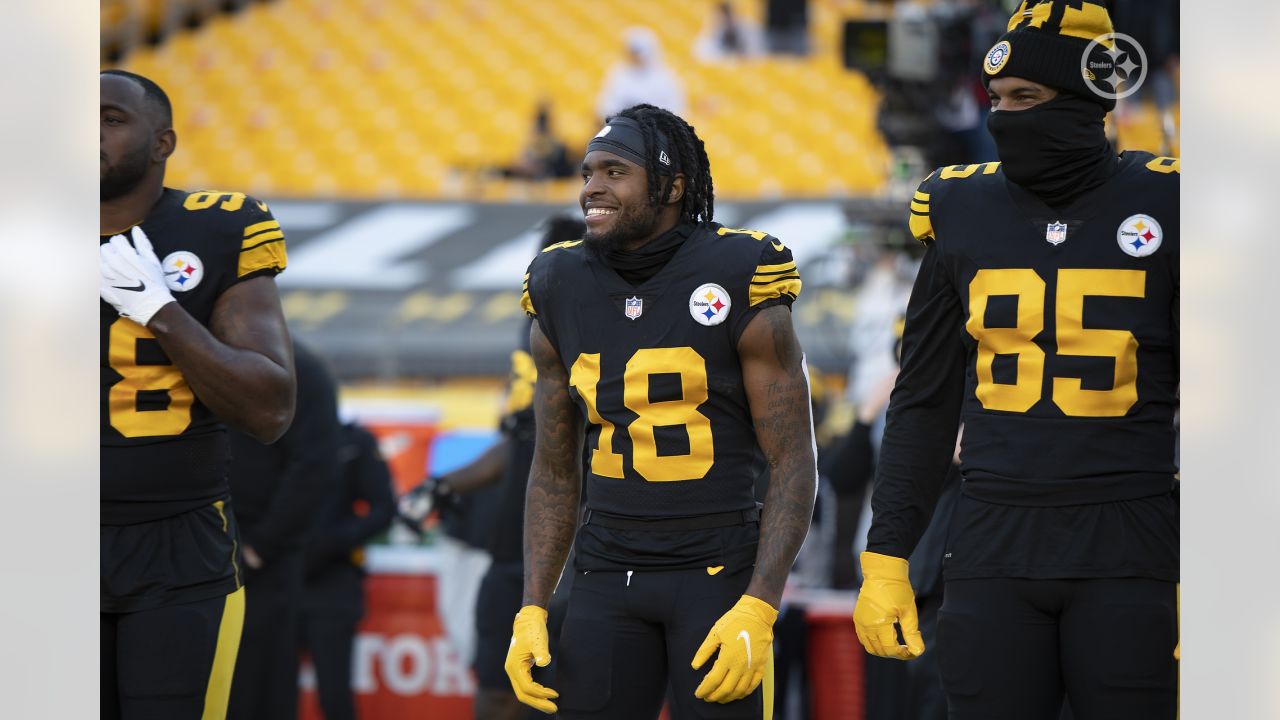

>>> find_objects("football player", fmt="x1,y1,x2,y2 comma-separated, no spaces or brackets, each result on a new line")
100,70,295,719
505,104,818,719
851,2,1179,719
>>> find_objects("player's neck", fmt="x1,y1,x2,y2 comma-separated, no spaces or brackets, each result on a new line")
100,177,165,235
621,213,681,253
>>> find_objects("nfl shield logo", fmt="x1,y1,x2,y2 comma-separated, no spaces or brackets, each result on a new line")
1045,221,1068,245
625,296,643,320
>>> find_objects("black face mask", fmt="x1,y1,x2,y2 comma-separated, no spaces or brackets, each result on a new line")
986,93,1116,209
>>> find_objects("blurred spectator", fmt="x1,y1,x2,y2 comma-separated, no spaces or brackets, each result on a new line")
502,102,575,180
227,340,342,720
596,27,686,120
298,421,396,720
694,2,766,61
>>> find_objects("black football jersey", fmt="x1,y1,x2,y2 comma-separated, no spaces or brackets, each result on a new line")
521,223,801,521
914,152,1179,504
868,152,1179,577
101,188,287,525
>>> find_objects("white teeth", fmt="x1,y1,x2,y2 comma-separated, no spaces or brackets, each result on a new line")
587,208,615,216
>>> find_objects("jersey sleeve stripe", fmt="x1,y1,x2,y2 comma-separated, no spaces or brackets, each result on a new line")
754,261,797,275
238,241,287,278
749,277,802,306
908,212,934,243
520,289,536,316
913,190,930,202
910,201,930,214
752,267,799,280
243,220,280,237
241,235,285,253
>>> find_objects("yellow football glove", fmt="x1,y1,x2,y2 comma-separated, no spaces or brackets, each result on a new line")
503,605,558,714
691,594,778,704
853,551,925,660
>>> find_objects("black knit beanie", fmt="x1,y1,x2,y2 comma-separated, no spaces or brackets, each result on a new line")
981,0,1118,112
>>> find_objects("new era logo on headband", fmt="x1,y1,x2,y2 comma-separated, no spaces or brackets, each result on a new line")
659,151,671,166
595,125,613,138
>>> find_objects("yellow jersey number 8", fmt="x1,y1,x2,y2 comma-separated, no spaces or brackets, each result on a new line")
108,318,194,437
570,347,714,482
966,268,1145,417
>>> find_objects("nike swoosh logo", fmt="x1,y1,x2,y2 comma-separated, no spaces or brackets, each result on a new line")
737,630,751,667
112,281,146,292
771,240,786,252
706,566,724,576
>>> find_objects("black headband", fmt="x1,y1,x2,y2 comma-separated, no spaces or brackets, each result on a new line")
586,117,678,174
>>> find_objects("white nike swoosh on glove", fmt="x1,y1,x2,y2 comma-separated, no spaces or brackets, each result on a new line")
737,630,751,667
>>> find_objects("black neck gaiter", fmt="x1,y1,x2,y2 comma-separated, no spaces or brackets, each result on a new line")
600,222,694,286
986,93,1117,210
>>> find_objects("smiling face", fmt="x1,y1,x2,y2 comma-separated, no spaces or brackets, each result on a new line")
579,149,683,254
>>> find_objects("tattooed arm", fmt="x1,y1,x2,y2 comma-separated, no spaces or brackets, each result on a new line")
521,321,585,608
738,305,818,608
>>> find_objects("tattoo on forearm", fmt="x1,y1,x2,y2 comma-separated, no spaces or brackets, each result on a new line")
746,308,817,607
522,326,583,607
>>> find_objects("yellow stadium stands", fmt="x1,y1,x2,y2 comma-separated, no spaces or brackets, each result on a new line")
114,0,892,199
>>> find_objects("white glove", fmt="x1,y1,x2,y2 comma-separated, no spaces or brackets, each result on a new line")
100,227,175,326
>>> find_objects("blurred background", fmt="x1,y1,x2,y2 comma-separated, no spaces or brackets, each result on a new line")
101,1,1179,718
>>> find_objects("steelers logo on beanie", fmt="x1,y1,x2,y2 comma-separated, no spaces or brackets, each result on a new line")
981,0,1117,111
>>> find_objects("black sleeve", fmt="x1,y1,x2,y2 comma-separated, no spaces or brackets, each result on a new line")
865,242,966,558
249,342,342,562
309,427,397,563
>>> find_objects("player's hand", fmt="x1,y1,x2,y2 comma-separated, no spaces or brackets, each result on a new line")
504,605,558,714
853,551,925,660
99,227,175,326
691,594,777,703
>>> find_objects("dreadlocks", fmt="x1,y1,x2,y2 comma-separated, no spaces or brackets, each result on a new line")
611,104,715,225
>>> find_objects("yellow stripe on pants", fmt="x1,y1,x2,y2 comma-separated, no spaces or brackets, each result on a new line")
201,586,246,720
762,646,775,719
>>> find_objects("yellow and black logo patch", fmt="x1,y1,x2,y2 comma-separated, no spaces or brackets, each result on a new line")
984,40,1012,75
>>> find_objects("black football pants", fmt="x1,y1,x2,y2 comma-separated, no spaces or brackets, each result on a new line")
101,588,245,720
937,577,1177,720
555,564,771,720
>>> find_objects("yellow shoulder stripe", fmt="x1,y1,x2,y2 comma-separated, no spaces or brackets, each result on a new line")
716,226,769,242
1145,156,1180,174
754,261,797,276
542,240,583,253
238,240,287,278
913,190,930,202
243,220,280,237
749,277,802,307
242,230,284,251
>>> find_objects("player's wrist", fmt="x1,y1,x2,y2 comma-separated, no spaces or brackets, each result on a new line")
860,550,909,577
737,594,779,623
135,295,178,328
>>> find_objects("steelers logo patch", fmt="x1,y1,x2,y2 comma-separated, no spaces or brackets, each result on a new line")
1116,214,1162,258
984,41,1011,75
162,251,204,291
689,283,731,326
